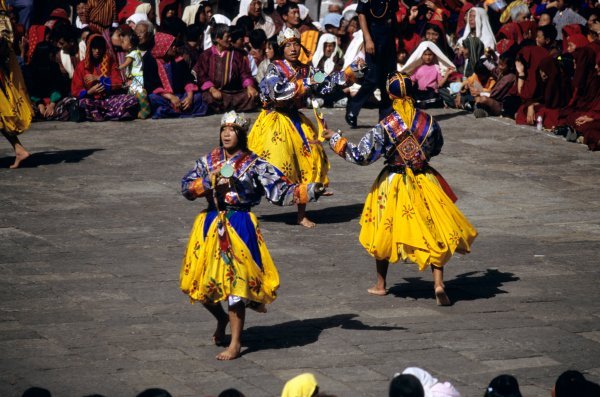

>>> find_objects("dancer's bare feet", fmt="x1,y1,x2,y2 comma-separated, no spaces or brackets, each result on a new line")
9,149,30,169
367,286,388,296
212,317,229,346
298,216,316,228
321,190,334,196
216,343,241,360
435,286,451,306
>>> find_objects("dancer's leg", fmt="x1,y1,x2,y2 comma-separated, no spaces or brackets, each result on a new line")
297,203,315,228
2,130,30,169
368,259,389,296
216,303,245,360
432,265,451,306
202,302,229,346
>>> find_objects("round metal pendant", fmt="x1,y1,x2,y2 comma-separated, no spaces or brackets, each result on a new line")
313,71,326,84
220,163,234,178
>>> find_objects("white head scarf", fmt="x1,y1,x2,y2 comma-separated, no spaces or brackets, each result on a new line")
312,33,341,74
299,4,310,20
182,4,200,26
457,7,496,50
126,13,149,26
342,29,363,69
400,41,456,76
402,367,438,397
342,3,358,20
238,0,252,16
431,382,462,397
204,14,231,50
135,3,152,15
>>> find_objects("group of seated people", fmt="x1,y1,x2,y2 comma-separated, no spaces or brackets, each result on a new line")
3,0,599,151
19,367,600,397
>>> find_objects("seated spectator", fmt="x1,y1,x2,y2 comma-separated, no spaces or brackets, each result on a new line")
24,41,75,120
536,24,560,57
456,59,497,110
400,41,455,108
312,33,343,74
457,7,497,50
257,37,277,82
148,32,207,119
194,23,258,113
553,0,587,41
556,48,600,149
515,55,571,129
49,23,81,87
565,33,590,53
484,374,522,397
158,0,186,39
423,22,454,60
230,26,258,78
474,49,518,118
389,374,424,397
401,367,461,397
248,28,268,79
232,0,276,39
553,370,600,397
70,34,138,121
281,373,319,397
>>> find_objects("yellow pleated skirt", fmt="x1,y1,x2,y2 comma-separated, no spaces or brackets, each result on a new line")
359,168,477,270
248,109,329,185
180,210,280,305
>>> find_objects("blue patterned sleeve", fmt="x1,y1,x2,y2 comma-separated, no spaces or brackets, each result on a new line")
421,119,444,160
328,124,390,165
181,157,212,201
253,160,320,206
259,63,301,103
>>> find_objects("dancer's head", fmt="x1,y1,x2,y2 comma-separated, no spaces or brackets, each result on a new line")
220,111,250,151
277,27,301,62
387,72,414,100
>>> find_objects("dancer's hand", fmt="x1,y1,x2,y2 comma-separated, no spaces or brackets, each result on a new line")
321,129,338,140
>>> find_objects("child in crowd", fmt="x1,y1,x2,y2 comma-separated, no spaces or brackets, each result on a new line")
456,59,496,110
118,31,149,118
257,38,277,83
401,41,456,109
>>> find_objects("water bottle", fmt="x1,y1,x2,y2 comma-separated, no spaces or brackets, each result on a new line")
536,116,543,131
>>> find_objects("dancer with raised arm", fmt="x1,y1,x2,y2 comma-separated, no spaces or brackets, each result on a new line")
180,111,324,360
322,72,477,306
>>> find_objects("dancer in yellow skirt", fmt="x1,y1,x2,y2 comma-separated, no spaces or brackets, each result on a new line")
323,72,477,306
181,111,324,360
248,27,356,228
1,2,34,169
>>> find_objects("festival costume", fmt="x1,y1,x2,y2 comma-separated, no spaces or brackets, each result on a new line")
180,112,322,304
248,28,350,186
0,4,33,134
328,74,477,270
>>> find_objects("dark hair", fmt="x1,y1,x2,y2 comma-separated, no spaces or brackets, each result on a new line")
229,27,246,43
278,2,299,18
538,24,557,41
484,375,522,397
499,49,516,73
249,28,267,50
136,388,173,397
185,24,203,42
123,29,140,48
49,23,75,43
540,8,557,19
21,387,52,397
218,389,246,397
389,374,424,397
211,23,229,43
89,35,106,51
219,125,249,151
235,15,254,35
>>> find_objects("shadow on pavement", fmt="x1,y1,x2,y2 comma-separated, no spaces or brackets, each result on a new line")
258,203,364,225
0,148,104,168
241,313,405,355
388,269,519,304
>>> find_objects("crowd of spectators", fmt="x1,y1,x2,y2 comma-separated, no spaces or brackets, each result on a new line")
1,0,599,150
19,368,600,396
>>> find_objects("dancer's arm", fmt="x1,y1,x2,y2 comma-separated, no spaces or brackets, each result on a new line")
253,160,323,206
323,125,388,166
181,157,212,200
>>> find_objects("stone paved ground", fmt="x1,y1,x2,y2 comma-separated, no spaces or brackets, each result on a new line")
1,108,599,397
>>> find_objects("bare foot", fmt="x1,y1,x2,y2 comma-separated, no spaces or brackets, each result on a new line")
216,343,241,360
321,190,334,196
435,286,451,306
367,286,388,296
298,216,316,228
212,318,229,346
9,150,30,169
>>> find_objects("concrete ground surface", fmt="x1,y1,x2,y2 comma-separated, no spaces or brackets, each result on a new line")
1,108,599,397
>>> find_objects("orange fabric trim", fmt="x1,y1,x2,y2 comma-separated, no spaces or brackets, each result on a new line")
299,30,319,64
295,184,309,204
191,179,207,198
295,79,305,96
333,136,348,156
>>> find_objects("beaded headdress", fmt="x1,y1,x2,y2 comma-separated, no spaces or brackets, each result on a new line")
386,72,414,100
277,27,301,46
220,111,250,132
